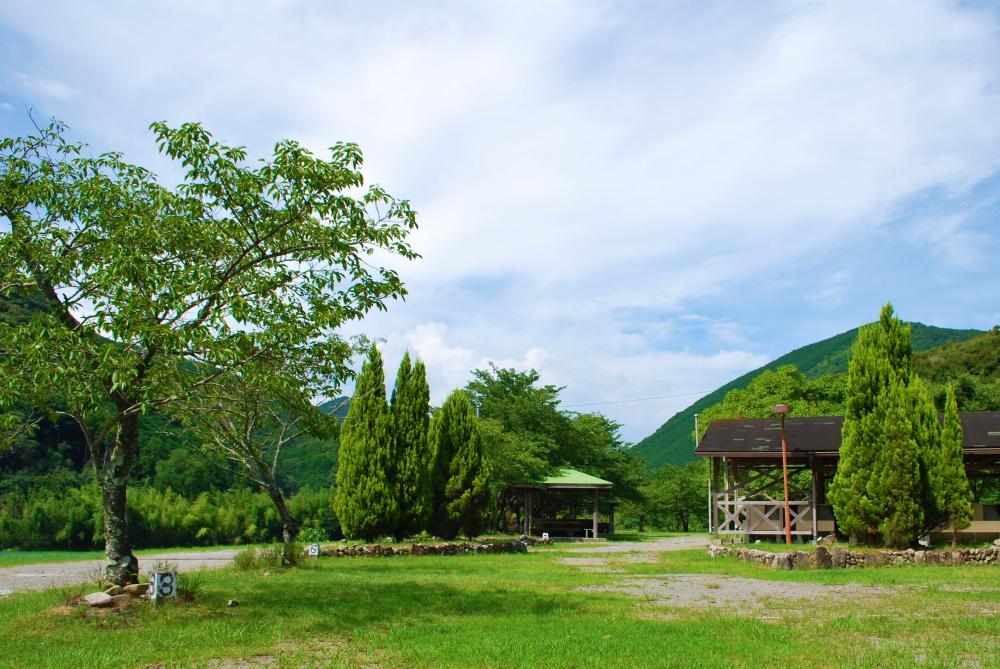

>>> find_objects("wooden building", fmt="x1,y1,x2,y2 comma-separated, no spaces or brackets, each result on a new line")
695,411,1000,542
509,468,615,539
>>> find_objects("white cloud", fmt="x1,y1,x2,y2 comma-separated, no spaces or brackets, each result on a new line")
16,73,74,101
905,213,991,269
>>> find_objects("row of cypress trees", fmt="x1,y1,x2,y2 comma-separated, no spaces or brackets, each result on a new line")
334,346,490,541
828,304,973,547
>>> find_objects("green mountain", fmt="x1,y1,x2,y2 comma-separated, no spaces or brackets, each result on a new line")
632,323,986,469
276,398,350,489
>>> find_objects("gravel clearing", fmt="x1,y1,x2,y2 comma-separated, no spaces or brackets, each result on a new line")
0,550,239,595
575,573,893,612
559,535,894,614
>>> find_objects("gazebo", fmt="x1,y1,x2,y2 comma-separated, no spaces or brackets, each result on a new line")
509,468,615,539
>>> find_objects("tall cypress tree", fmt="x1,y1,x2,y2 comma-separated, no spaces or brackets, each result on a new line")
392,354,432,537
872,376,925,547
940,385,973,544
829,303,912,543
334,346,399,541
429,390,491,539
908,375,945,536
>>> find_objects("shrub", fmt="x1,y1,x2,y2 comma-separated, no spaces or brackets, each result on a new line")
233,545,286,571
298,524,327,544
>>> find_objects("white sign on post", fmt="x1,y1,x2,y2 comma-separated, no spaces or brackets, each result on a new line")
541,532,550,541
308,543,320,558
150,571,177,601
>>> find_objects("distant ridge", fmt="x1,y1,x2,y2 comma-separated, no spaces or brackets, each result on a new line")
631,323,985,469
318,397,351,421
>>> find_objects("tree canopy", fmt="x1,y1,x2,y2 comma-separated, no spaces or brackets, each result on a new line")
0,119,417,581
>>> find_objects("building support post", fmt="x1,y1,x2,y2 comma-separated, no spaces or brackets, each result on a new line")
810,458,819,539
707,457,715,534
592,489,599,539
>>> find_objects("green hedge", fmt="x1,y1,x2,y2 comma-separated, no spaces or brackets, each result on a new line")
0,485,340,550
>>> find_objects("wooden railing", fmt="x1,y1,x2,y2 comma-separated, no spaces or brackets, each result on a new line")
715,499,813,536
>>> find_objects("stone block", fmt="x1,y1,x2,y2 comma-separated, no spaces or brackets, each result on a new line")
814,546,833,569
831,547,847,568
84,592,114,608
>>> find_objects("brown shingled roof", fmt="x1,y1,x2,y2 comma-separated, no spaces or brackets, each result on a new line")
694,411,1000,457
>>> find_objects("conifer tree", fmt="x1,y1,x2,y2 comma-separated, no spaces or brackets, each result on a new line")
829,303,912,543
908,375,945,536
940,385,973,544
872,376,925,547
334,346,399,540
429,390,491,539
392,354,432,537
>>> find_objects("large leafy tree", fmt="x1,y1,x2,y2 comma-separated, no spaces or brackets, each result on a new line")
0,120,416,583
695,364,847,442
466,365,645,526
391,353,432,538
334,346,399,540
429,390,490,539
940,384,973,544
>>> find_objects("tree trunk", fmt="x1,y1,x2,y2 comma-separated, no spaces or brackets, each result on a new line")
99,412,140,585
94,415,139,585
266,483,300,563
101,474,138,585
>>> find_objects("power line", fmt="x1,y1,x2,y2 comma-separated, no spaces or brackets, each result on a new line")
563,390,712,409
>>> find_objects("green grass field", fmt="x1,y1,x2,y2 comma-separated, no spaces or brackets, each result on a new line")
1,540,998,668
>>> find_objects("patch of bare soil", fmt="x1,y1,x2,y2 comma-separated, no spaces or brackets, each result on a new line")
575,574,893,613
205,656,279,668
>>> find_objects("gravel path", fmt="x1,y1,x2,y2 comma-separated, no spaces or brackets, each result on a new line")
0,549,239,596
561,535,711,554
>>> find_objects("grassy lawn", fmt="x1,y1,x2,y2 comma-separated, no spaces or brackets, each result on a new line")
0,543,997,668
0,545,257,568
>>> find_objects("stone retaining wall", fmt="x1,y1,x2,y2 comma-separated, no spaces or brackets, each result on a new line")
318,539,530,558
708,541,1000,569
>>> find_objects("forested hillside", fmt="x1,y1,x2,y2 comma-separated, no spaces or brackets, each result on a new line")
632,323,987,469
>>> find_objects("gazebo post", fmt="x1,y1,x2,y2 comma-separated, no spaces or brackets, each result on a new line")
526,490,533,536
592,489,599,539
810,459,819,539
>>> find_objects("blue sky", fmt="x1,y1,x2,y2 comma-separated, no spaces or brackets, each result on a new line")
2,1,999,442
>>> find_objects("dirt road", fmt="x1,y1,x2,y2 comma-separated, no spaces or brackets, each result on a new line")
0,549,239,595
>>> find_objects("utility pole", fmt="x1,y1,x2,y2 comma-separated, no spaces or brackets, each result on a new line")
772,404,793,545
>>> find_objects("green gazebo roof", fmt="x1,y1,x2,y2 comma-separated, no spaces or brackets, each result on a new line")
537,468,613,488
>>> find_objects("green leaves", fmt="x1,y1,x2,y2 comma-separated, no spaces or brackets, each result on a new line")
334,346,399,541
429,389,489,539
2,119,418,574
392,354,432,537
829,303,945,547
940,384,973,537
